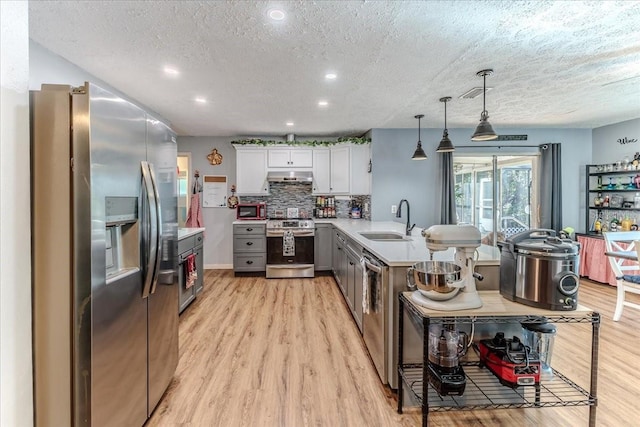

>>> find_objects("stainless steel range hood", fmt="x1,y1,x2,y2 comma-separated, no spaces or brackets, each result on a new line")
267,170,313,182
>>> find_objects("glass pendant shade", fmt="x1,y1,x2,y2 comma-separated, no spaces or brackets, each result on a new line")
411,114,427,160
436,97,455,152
471,69,498,141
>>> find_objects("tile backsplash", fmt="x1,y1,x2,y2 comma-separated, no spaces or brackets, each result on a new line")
241,182,370,219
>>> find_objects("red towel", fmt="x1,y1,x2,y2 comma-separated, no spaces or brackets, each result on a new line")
185,253,197,289
185,193,203,228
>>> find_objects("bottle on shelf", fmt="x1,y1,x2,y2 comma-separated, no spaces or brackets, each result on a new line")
621,216,632,231
634,193,640,209
602,196,610,207
594,193,602,207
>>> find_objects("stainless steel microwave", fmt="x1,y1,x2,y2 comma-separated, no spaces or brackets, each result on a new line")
236,203,266,220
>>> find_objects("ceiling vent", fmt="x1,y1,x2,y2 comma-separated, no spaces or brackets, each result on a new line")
459,87,493,99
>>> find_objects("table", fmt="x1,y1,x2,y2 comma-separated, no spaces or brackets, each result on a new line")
397,291,600,427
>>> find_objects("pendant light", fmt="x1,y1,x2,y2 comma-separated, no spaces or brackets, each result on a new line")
411,114,427,160
436,97,455,152
471,69,498,141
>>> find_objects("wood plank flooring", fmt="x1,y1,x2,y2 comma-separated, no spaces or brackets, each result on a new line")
147,271,640,426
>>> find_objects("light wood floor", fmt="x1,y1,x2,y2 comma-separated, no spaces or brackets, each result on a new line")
147,271,640,426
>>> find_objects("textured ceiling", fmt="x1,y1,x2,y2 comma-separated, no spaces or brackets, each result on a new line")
29,0,640,137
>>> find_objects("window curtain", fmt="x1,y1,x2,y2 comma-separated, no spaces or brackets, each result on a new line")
439,151,457,224
538,143,562,231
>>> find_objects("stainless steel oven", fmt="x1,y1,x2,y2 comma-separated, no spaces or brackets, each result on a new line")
266,219,315,278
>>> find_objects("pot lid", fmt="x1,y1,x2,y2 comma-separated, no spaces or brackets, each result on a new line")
514,237,579,254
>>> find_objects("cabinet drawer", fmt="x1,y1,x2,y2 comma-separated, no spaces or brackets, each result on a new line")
178,236,195,254
234,236,266,253
234,253,266,271
233,224,266,235
193,232,204,247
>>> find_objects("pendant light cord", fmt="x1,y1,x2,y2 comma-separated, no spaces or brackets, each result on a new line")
444,100,447,131
418,116,421,143
482,73,487,117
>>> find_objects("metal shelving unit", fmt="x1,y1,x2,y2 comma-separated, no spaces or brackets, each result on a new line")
585,164,640,236
397,292,600,426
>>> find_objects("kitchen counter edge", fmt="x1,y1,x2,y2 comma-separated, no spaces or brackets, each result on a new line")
178,227,206,240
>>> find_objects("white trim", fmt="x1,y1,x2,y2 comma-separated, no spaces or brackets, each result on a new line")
205,264,233,270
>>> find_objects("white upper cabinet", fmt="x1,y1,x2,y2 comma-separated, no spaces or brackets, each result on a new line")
235,148,268,195
330,145,350,194
312,148,331,194
349,143,371,196
267,148,313,168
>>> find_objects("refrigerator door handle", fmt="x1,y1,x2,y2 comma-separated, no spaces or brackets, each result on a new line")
148,162,163,295
141,161,158,299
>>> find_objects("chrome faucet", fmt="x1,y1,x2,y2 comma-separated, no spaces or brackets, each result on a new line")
396,199,415,236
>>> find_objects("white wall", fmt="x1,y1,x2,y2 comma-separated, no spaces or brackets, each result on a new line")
1,1,33,426
178,137,237,268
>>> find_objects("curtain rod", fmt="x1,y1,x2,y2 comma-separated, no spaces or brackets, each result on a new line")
455,145,542,149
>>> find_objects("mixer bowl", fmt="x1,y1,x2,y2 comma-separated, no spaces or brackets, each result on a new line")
407,261,462,301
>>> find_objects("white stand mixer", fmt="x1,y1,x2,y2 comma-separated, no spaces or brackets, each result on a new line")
411,224,483,311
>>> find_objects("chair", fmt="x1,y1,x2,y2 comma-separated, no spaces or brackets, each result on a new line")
603,232,640,321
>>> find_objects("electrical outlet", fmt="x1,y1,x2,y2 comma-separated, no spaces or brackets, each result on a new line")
391,205,397,214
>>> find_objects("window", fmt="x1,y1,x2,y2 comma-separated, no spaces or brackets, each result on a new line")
454,154,539,245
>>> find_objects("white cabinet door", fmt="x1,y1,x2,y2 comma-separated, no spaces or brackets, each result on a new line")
268,148,313,167
267,150,291,168
330,145,350,194
312,149,331,194
290,149,313,167
349,143,371,195
236,149,268,195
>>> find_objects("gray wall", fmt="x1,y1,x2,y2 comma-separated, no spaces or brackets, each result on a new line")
592,118,640,163
178,137,237,268
371,127,593,232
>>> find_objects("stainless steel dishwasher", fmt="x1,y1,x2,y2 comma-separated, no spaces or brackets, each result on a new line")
362,250,389,384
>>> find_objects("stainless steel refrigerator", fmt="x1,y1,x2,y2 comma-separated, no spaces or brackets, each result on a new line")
31,83,179,426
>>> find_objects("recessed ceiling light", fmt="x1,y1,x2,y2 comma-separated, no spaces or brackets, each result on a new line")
268,9,285,21
318,100,328,107
194,97,207,104
325,73,337,80
286,122,294,126
163,66,179,76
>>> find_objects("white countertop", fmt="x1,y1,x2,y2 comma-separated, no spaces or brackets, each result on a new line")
317,219,501,267
178,227,206,240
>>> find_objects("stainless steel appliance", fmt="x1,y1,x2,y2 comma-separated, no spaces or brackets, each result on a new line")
266,219,315,278
362,250,388,383
31,83,178,426
498,229,580,310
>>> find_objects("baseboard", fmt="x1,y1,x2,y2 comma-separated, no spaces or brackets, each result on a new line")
205,263,233,270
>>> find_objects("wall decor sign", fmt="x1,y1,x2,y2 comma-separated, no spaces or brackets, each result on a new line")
617,137,638,145
202,175,227,208
207,148,223,165
496,135,528,141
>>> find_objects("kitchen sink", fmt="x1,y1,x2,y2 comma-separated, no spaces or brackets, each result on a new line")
358,231,410,241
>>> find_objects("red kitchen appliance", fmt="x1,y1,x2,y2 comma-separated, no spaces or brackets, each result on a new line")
236,203,266,220
476,332,540,388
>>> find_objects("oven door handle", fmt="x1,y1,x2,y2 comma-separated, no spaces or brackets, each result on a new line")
266,230,315,237
364,259,382,274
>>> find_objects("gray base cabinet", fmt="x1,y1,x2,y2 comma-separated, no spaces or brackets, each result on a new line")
233,224,266,273
332,227,364,333
178,232,204,314
314,223,333,271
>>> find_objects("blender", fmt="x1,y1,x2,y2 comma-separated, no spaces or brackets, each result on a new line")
427,323,469,396
521,320,557,381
